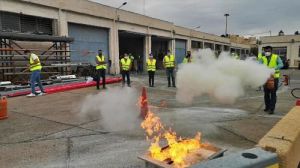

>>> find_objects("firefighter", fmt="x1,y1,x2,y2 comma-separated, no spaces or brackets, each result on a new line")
25,50,46,97
163,50,176,87
120,53,132,87
259,46,283,114
147,53,156,87
183,51,192,63
95,50,106,90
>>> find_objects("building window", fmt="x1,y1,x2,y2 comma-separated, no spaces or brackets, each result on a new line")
241,50,245,55
0,11,53,35
236,49,241,55
223,45,230,51
215,44,222,51
272,47,287,59
204,42,214,50
191,41,203,49
37,18,53,35
20,15,36,34
0,12,20,32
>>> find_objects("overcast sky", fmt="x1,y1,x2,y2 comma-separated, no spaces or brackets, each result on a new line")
90,0,300,37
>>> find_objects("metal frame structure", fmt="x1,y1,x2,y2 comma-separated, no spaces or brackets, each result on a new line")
0,32,74,84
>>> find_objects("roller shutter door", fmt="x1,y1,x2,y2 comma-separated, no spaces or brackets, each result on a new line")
175,39,187,64
68,23,109,65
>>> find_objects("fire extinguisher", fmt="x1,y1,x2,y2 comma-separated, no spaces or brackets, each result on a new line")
0,95,8,120
282,75,289,86
266,77,275,90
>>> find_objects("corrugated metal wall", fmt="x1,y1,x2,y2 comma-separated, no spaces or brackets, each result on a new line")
175,39,186,64
68,23,109,65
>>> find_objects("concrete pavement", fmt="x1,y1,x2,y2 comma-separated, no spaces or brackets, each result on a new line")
0,70,298,168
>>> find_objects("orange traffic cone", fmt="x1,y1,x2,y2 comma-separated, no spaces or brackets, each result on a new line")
140,87,149,119
0,96,8,120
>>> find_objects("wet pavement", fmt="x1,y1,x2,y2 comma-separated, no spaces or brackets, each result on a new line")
0,70,298,168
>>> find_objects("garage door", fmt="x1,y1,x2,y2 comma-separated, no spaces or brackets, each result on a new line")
68,23,109,65
175,39,186,64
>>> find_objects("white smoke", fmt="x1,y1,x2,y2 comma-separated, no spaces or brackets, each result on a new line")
79,87,140,131
176,49,274,104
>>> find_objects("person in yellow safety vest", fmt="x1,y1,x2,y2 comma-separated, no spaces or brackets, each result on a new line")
147,53,156,87
95,50,107,90
163,50,176,87
120,53,132,87
259,46,284,114
25,50,46,97
183,51,192,63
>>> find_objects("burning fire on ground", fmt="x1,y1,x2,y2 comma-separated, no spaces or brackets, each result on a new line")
140,97,203,168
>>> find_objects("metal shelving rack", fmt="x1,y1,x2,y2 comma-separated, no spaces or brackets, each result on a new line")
0,32,74,84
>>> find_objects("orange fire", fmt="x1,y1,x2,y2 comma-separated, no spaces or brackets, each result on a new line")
141,110,202,168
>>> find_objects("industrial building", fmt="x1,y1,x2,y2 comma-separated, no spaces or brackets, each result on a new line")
1,1,300,167
259,34,300,68
0,0,251,80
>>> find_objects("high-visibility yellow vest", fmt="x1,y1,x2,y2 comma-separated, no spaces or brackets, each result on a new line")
164,55,175,68
261,54,280,78
258,53,263,61
29,53,42,72
147,59,156,71
183,57,193,64
96,55,107,70
121,58,131,71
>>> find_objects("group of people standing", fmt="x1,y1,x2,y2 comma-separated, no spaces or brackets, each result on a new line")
94,46,283,115
117,49,180,88
25,48,192,96
95,50,134,89
94,49,193,89
26,46,282,115
95,51,135,88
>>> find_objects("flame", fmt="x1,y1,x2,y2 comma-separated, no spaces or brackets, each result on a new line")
141,111,163,137
141,110,202,168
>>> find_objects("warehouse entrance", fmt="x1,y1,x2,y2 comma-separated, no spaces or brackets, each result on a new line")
119,31,145,72
151,36,169,69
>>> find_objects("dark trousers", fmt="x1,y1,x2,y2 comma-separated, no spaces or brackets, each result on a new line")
96,69,106,89
263,78,279,111
166,68,175,87
148,71,155,87
122,70,131,86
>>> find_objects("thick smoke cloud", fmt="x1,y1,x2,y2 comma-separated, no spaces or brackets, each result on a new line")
176,49,274,104
79,87,140,131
